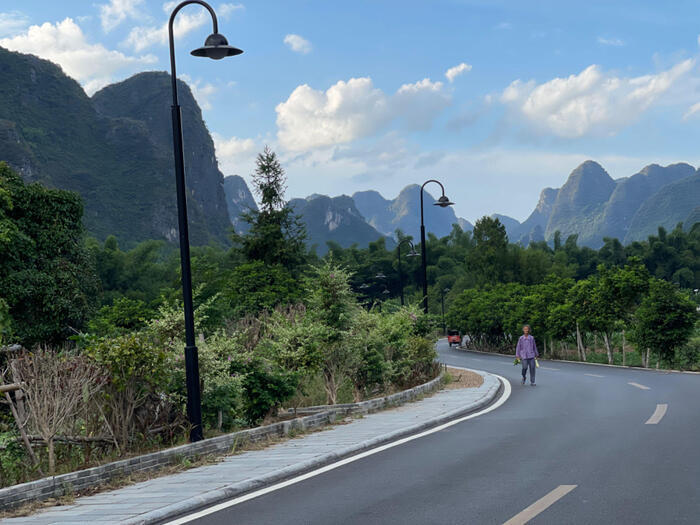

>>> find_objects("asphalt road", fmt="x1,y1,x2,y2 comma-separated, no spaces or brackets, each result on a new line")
177,341,700,524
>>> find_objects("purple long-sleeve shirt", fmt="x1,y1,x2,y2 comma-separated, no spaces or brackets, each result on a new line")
515,335,539,359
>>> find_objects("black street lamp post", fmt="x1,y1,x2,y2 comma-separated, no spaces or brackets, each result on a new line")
168,0,242,442
396,239,419,306
419,180,454,314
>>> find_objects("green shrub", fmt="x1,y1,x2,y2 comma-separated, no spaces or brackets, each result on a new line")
0,432,28,487
671,330,700,371
87,297,154,336
230,354,298,425
195,335,245,431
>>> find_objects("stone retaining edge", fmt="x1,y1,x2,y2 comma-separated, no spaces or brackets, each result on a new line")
0,372,447,511
124,373,502,525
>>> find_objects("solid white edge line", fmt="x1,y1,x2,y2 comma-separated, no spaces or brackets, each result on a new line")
503,485,577,525
645,403,668,425
628,382,651,390
164,369,512,525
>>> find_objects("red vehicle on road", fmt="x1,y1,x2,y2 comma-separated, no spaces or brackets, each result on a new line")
447,330,461,347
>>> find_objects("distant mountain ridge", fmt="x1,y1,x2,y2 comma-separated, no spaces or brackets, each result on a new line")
288,194,391,254
0,46,231,246
223,175,257,233
2,47,696,251
353,185,474,239
496,161,700,248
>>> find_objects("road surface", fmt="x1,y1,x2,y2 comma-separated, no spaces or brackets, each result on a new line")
171,341,700,524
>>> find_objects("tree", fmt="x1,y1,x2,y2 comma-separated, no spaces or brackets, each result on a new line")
629,279,697,367
305,262,362,404
12,349,105,474
0,163,99,345
467,217,510,284
232,147,307,272
223,261,302,318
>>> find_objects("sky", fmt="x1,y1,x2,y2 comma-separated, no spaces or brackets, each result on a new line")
2,1,700,223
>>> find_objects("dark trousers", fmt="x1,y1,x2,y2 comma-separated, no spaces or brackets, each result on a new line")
521,358,536,384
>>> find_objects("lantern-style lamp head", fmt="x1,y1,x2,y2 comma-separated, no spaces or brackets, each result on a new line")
191,32,243,59
434,195,454,208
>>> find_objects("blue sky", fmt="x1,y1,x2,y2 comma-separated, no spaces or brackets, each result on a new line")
2,1,700,222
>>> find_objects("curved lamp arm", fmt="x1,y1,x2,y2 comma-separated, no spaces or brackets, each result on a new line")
397,238,417,252
169,0,219,105
419,179,447,225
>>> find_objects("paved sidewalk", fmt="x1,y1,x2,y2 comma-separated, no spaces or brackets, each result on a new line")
3,371,501,525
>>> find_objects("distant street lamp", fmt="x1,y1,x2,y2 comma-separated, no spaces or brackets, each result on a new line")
168,0,242,442
396,239,419,306
419,180,454,314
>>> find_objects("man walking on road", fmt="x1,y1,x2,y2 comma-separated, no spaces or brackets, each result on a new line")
516,324,539,386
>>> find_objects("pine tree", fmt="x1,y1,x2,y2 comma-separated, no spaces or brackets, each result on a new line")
232,147,307,272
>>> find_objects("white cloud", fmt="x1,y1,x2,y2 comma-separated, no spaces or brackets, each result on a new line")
99,0,144,32
0,17,157,95
213,132,258,176
124,8,207,52
500,59,694,137
683,101,700,120
445,62,472,83
597,36,625,47
284,34,312,54
275,76,450,151
179,74,216,110
219,3,245,19
394,78,450,130
276,78,390,150
0,11,29,37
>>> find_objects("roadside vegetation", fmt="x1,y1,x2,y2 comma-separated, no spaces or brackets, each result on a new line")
1,146,698,488
0,154,438,488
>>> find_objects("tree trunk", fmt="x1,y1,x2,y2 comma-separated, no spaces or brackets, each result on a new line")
594,333,598,353
543,338,547,357
323,370,338,405
576,322,586,361
9,362,26,422
48,437,56,475
622,330,626,367
645,348,650,368
603,332,613,364
4,391,42,474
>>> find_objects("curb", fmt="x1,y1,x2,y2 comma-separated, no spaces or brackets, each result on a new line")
122,373,502,525
453,345,700,375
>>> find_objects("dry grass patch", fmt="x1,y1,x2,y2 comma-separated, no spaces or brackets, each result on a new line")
444,367,483,389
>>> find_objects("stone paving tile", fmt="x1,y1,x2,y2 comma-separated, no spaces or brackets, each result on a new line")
2,376,497,524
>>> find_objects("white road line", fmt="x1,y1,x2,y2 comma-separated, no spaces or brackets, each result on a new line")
503,485,577,525
628,382,651,390
540,366,559,371
645,404,668,425
164,370,512,524
584,373,605,378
